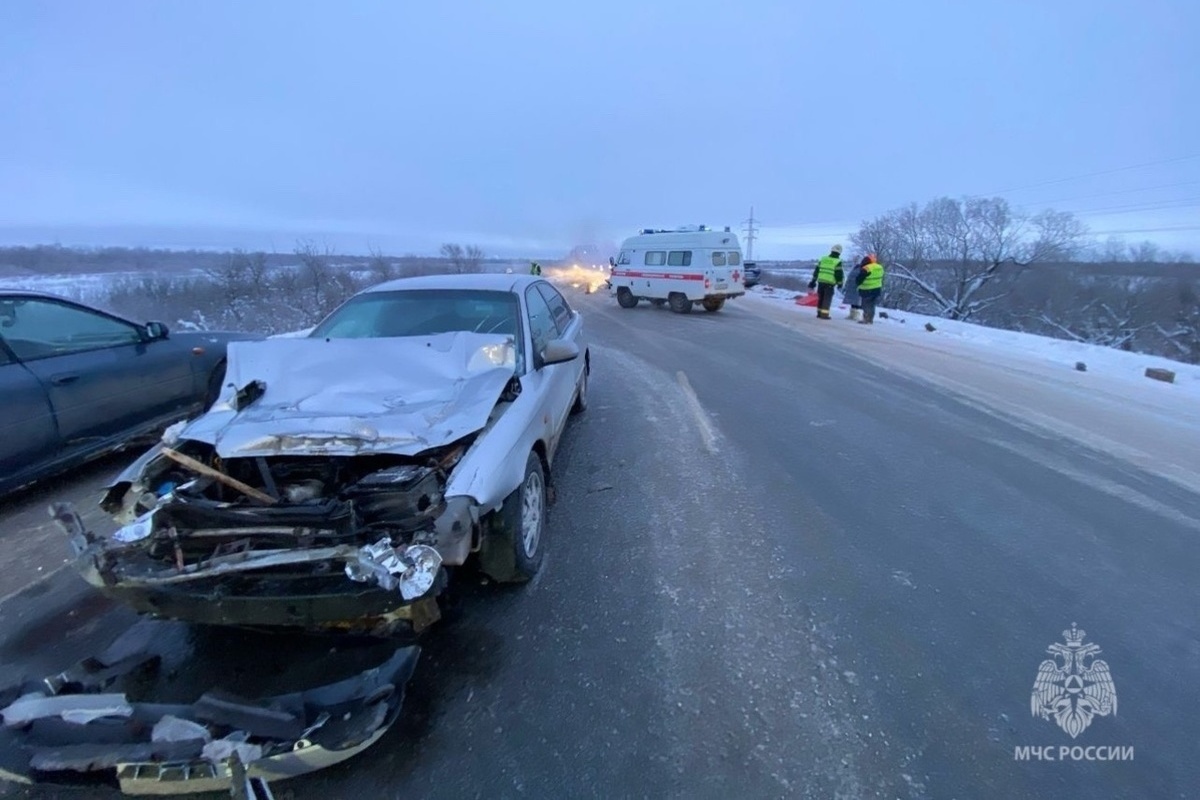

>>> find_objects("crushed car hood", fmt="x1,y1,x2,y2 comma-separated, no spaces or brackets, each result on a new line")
178,332,517,458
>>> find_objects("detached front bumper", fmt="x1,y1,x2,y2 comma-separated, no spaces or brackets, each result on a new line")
0,618,420,796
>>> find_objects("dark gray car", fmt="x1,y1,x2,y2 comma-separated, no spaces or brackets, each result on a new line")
743,261,762,288
0,291,258,495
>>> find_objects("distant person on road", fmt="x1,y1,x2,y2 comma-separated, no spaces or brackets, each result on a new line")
808,244,844,320
530,261,542,275
854,253,885,324
842,256,865,321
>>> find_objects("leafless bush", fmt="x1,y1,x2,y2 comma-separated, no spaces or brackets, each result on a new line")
92,243,488,336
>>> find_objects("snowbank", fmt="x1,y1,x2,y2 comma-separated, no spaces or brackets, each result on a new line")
743,285,1200,397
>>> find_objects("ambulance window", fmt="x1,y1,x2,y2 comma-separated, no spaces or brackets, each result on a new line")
618,251,631,265
711,252,727,267
645,251,666,266
728,251,741,266
667,251,692,267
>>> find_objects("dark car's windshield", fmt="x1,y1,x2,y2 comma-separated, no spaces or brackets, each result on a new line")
309,289,520,340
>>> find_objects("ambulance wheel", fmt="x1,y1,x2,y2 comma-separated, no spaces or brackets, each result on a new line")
702,298,725,312
668,293,692,314
616,287,639,308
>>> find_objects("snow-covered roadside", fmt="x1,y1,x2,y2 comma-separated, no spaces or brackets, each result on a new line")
740,285,1200,494
742,285,1200,396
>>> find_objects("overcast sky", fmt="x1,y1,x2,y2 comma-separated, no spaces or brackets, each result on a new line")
2,0,1197,259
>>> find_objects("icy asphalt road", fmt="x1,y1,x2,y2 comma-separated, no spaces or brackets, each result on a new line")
3,290,1199,799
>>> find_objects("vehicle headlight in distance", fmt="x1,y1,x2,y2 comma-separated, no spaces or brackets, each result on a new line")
470,341,516,370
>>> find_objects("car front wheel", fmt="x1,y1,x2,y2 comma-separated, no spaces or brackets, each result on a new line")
571,362,589,414
479,451,546,583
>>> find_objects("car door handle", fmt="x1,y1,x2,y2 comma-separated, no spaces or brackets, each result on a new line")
50,372,81,386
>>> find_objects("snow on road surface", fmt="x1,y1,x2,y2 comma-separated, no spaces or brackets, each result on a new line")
741,286,1200,496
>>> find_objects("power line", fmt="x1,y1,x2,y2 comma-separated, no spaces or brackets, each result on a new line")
1062,196,1200,216
969,153,1200,198
1090,224,1200,235
1013,179,1200,208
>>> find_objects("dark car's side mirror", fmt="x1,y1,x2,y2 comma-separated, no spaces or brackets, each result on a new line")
144,321,170,340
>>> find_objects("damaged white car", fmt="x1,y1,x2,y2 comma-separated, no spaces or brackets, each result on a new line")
58,274,590,638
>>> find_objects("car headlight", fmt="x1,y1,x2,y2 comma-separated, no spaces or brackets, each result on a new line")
470,342,517,370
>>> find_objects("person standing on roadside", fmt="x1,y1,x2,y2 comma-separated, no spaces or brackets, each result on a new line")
854,253,885,324
843,255,865,320
807,244,844,320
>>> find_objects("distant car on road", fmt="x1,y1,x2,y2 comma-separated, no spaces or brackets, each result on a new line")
743,261,762,288
0,291,257,495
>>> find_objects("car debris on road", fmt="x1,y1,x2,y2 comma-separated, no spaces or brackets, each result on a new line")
0,619,419,797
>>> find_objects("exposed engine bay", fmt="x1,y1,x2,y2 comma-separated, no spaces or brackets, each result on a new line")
57,437,484,638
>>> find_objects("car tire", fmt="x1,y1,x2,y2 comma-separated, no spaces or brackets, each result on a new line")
203,361,227,410
702,298,725,312
616,287,638,308
668,293,692,314
570,360,589,415
479,451,546,583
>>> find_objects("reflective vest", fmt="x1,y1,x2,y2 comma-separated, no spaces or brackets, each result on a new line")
816,255,841,284
859,262,884,291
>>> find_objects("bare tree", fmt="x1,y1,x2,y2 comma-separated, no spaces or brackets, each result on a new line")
367,246,395,284
851,196,1088,321
439,243,486,273
464,245,485,272
440,243,465,273
1128,240,1162,263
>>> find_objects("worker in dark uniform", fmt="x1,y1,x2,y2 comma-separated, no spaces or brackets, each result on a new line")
808,244,844,320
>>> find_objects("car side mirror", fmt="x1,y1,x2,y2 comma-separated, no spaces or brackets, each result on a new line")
540,338,579,367
609,256,616,267
144,321,170,340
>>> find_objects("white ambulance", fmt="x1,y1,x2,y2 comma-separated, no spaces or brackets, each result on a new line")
606,225,746,313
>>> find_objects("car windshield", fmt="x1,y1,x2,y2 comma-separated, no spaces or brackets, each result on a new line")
309,289,520,340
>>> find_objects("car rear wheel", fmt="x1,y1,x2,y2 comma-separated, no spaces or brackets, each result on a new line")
668,293,692,314
616,287,638,308
702,298,725,312
479,451,546,583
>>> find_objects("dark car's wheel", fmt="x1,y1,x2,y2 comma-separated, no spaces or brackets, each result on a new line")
203,360,227,410
702,298,725,312
570,360,589,415
616,287,638,308
650,298,666,307
668,292,692,314
479,451,546,583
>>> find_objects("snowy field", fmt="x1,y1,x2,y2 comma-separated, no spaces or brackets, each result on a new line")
1,270,204,303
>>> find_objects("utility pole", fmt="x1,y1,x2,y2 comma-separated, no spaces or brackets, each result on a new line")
742,206,759,260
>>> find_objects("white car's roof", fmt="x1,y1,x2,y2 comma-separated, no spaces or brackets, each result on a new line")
364,272,543,295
